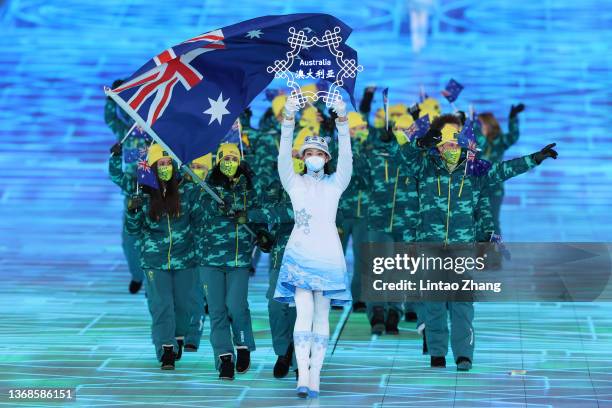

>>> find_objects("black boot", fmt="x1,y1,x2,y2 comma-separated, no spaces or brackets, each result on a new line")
456,356,472,371
219,354,235,380
273,343,293,378
370,306,385,335
404,311,417,322
352,301,367,313
295,369,299,381
422,330,428,355
385,309,400,335
175,339,183,361
236,347,251,374
161,345,175,370
431,356,446,368
184,344,198,352
129,280,142,294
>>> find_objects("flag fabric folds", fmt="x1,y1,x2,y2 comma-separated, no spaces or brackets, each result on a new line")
107,13,360,164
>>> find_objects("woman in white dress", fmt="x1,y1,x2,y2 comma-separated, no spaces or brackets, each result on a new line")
273,95,352,398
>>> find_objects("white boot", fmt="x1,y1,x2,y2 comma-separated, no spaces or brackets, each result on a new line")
308,333,329,397
293,331,312,390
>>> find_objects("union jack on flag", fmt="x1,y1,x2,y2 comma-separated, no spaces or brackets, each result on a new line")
113,30,225,127
457,119,479,152
136,147,159,189
406,114,430,141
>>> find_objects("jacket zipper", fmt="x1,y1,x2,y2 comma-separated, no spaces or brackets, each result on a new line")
167,214,172,270
389,167,400,232
233,192,239,267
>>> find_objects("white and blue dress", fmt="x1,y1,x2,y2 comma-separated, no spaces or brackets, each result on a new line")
273,118,353,306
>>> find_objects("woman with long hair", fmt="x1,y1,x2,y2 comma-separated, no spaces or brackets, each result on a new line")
124,144,204,370
273,95,352,398
476,104,525,234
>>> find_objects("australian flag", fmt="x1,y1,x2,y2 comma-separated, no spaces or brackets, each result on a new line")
108,13,360,164
441,78,463,103
407,114,431,141
457,118,478,152
490,232,511,260
136,146,159,190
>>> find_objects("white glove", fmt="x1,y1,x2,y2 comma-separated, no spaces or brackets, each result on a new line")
332,98,347,118
284,96,300,118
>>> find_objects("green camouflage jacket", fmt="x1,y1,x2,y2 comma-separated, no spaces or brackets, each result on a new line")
359,137,420,240
104,98,131,140
247,177,294,279
109,155,137,196
476,116,520,195
252,126,281,192
338,138,370,221
400,141,537,243
125,180,203,270
198,169,264,268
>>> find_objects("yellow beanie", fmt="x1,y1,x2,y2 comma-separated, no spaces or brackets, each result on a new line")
301,83,318,95
299,106,319,126
394,114,414,130
192,153,212,169
347,112,367,129
147,144,169,166
419,97,441,119
389,103,408,116
272,94,288,117
437,124,461,147
216,142,241,164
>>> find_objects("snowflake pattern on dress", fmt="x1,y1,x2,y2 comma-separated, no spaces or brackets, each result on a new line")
294,208,312,234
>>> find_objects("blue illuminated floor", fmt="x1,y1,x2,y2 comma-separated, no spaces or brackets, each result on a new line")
0,0,611,407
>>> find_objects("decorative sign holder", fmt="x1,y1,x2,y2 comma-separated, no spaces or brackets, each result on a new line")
267,26,363,108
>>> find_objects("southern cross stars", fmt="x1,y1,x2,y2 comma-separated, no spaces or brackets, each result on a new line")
245,29,263,39
203,92,230,125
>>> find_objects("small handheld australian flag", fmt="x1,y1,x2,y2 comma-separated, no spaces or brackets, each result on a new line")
441,78,464,103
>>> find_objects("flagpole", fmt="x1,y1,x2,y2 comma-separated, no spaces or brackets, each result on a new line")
237,120,245,160
104,87,257,238
108,123,138,159
384,91,389,131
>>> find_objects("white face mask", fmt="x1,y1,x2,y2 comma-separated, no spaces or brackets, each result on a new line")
305,156,325,172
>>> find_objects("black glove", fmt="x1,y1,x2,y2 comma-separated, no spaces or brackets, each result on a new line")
359,86,376,114
110,142,122,157
532,143,558,164
233,210,248,225
417,127,442,148
217,200,232,216
379,126,394,143
509,103,525,119
127,194,143,213
408,103,420,121
256,229,274,253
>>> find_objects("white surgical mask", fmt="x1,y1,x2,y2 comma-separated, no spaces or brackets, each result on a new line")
305,156,325,172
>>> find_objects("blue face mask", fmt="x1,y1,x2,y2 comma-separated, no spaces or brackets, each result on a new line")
305,156,325,172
